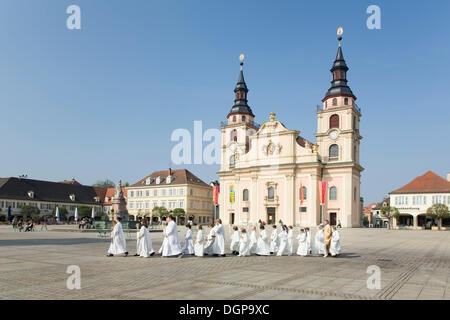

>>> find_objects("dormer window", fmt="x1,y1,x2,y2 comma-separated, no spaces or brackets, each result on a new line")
94,196,100,202
27,191,34,199
166,175,172,184
156,176,161,184
69,194,76,201
145,177,151,185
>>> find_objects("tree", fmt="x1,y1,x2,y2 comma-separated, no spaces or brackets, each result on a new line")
363,216,369,227
93,179,115,188
381,206,400,230
172,208,186,217
78,205,92,218
152,206,168,219
21,205,40,220
426,204,450,229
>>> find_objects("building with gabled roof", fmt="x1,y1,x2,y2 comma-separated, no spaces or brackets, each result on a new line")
389,171,450,229
127,168,213,224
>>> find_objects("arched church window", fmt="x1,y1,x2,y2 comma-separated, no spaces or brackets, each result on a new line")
329,187,337,200
268,187,275,200
243,189,249,201
242,115,246,122
329,114,339,129
231,129,237,142
344,98,349,105
332,98,337,106
329,144,339,159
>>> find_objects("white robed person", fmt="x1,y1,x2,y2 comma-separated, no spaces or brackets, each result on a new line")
135,219,155,258
181,224,195,255
312,225,326,256
249,226,258,254
194,225,205,257
305,227,312,254
203,223,216,255
330,226,341,256
107,216,128,257
277,225,289,256
238,228,250,256
212,219,226,257
269,225,279,254
230,226,240,255
256,225,270,256
161,215,183,258
287,226,294,256
296,228,308,256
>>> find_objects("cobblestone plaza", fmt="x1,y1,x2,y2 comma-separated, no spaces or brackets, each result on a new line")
0,226,449,300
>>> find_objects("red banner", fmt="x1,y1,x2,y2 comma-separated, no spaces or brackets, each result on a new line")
300,183,304,204
213,186,220,205
320,181,327,204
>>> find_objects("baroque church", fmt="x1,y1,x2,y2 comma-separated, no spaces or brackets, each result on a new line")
217,31,363,228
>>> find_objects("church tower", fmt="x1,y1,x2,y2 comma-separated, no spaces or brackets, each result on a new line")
315,28,363,227
220,55,258,172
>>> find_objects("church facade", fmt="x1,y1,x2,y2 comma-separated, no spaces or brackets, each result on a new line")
217,34,363,228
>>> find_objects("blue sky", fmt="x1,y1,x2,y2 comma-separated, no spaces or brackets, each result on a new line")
0,0,449,203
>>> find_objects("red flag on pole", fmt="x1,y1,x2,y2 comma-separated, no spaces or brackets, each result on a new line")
321,181,327,204
300,183,304,204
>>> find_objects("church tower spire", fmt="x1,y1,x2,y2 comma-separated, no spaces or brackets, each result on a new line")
323,27,356,104
227,54,255,125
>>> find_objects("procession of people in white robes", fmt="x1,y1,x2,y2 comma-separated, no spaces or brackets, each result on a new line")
136,220,155,258
106,216,342,260
194,225,204,257
181,225,195,255
107,217,128,257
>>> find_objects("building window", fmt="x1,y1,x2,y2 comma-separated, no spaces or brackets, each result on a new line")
329,144,339,159
301,186,307,200
329,187,337,200
332,98,337,106
329,114,339,129
130,191,134,197
233,116,236,122
242,115,246,122
354,187,357,201
231,129,237,142
344,98,349,105
153,190,158,196
230,155,235,166
268,187,275,200
190,189,194,196
243,189,249,201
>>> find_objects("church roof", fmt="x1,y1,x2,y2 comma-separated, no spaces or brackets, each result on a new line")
390,171,450,194
323,39,356,100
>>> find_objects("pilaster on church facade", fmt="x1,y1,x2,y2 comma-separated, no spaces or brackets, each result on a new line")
217,30,364,228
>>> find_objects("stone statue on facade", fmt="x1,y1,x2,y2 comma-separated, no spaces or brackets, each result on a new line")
115,180,123,198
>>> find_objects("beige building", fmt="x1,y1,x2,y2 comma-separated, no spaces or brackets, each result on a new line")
127,169,214,224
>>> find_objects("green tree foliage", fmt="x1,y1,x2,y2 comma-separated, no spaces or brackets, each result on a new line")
426,203,450,229
77,205,93,218
152,206,168,218
381,206,400,229
21,205,40,220
93,179,115,188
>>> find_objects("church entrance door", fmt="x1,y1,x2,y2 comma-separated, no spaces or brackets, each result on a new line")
330,212,337,226
230,213,235,225
267,207,276,225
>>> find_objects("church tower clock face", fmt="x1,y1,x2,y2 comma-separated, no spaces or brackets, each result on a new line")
329,130,339,140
